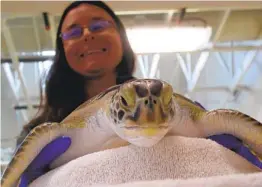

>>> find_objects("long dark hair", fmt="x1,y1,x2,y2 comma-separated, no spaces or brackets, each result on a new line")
17,1,136,145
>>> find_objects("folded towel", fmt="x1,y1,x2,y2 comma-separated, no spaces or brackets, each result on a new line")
29,136,261,187
92,173,262,187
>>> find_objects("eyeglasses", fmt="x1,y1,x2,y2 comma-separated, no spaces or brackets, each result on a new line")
60,20,114,40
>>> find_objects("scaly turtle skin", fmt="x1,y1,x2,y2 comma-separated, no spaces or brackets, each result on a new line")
1,79,262,187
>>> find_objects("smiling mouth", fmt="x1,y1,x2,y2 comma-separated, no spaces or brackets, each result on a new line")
80,48,107,58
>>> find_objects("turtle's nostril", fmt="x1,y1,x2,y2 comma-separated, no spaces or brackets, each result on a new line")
144,97,154,110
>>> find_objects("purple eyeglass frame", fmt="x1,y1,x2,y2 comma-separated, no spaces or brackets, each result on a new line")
60,20,114,40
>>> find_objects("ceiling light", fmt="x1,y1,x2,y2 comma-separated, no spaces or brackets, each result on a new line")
126,26,212,53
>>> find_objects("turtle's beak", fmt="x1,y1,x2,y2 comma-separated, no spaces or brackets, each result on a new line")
138,97,166,125
118,79,174,132
110,79,174,147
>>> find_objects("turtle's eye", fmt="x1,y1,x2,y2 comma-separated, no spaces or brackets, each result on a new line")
119,83,136,108
120,96,128,107
161,83,173,107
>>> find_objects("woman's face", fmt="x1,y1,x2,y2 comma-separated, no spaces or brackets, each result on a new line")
61,4,123,78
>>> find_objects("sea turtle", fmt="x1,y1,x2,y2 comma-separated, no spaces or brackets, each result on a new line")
1,78,262,187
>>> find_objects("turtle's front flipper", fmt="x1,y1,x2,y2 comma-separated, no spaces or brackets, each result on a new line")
199,109,262,159
1,122,64,187
100,136,130,151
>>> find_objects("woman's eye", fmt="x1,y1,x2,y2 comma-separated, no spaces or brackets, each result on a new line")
62,27,82,40
90,21,111,32
69,28,82,36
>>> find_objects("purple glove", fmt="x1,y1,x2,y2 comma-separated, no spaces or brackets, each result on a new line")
18,136,71,187
194,100,262,169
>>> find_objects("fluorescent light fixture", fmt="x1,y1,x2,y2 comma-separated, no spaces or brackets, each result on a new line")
27,26,212,57
19,51,55,57
126,26,212,53
41,50,55,56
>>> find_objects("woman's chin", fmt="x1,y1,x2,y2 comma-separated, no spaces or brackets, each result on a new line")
82,69,105,79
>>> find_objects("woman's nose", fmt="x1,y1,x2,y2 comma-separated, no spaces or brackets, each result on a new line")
83,28,91,41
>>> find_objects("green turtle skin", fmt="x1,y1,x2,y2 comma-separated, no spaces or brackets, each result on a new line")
171,92,262,158
1,79,262,187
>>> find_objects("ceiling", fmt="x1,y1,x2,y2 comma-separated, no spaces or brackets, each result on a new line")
1,1,262,58
2,1,262,14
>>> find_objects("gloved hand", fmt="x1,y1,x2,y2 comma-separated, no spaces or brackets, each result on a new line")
18,136,71,187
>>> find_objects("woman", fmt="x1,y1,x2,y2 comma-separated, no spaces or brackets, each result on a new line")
17,1,135,186
17,1,135,143
16,1,261,186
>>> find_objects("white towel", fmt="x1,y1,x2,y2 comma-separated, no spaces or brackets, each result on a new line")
92,173,262,187
29,136,261,187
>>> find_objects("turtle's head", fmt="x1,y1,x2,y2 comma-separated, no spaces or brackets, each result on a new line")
108,79,175,147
